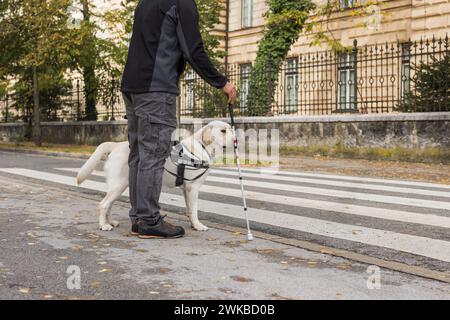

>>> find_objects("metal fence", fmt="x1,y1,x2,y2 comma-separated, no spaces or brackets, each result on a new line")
0,79,126,123
180,35,450,117
1,35,448,123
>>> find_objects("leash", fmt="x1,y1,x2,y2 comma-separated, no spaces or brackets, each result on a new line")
227,103,254,241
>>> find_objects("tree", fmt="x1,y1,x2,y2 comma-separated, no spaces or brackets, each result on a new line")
398,53,450,112
0,0,74,145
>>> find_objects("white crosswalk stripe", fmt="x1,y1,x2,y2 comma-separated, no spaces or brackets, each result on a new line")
206,176,450,210
214,167,450,190
211,169,450,198
55,168,450,228
1,167,450,264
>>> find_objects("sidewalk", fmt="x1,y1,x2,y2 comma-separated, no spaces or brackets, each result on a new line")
1,176,449,300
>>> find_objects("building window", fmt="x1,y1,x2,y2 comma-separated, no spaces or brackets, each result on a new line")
239,64,252,110
185,70,196,112
401,43,411,99
337,52,357,111
284,58,298,113
340,0,356,9
242,0,253,28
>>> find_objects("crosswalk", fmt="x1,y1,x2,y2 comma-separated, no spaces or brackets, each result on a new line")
1,165,449,266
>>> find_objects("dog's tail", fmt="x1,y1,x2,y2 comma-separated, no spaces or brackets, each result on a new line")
77,142,118,185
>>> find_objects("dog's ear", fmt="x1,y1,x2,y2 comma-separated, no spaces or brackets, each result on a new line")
202,125,213,145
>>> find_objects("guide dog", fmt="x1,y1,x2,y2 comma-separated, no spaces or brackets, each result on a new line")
76,121,233,232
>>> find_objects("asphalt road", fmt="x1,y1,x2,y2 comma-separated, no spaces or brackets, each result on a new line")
0,150,449,299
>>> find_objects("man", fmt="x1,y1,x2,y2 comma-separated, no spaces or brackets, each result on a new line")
121,0,237,239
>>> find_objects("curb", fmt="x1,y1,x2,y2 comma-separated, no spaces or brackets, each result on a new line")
0,147,91,160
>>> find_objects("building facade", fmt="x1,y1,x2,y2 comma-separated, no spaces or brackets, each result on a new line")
218,0,449,63
179,0,450,117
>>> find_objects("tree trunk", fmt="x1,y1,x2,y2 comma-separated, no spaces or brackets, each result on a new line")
32,66,42,147
81,0,98,121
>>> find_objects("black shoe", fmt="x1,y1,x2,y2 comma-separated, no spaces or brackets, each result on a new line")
138,216,185,239
131,223,139,236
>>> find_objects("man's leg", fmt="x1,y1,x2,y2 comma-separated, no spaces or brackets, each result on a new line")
123,93,139,225
134,93,176,224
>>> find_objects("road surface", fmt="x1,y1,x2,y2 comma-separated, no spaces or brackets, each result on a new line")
0,150,449,299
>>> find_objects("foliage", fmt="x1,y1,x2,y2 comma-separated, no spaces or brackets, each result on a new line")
398,53,450,112
0,0,74,123
246,0,316,116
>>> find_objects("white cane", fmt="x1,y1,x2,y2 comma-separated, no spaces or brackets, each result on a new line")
227,103,254,241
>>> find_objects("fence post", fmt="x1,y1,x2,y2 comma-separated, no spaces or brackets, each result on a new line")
76,79,81,121
110,77,116,121
352,39,358,111
176,95,181,127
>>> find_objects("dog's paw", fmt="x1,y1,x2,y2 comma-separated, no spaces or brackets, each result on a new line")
109,220,120,227
100,224,114,231
192,223,209,231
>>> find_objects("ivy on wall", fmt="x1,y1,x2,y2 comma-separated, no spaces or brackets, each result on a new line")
245,0,316,116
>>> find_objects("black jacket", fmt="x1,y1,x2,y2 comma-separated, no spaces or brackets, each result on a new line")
121,0,228,94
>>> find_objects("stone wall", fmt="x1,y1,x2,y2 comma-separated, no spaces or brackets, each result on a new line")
180,113,450,149
1,113,449,149
0,121,128,145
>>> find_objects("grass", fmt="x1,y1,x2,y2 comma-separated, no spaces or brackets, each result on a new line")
281,143,450,164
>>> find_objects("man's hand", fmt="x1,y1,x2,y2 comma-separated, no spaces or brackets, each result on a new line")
222,82,237,104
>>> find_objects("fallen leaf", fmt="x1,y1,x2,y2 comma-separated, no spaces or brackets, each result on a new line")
230,276,254,283
19,288,30,294
98,268,113,273
320,248,333,254
90,282,101,289
159,268,171,274
148,291,159,295
97,261,107,265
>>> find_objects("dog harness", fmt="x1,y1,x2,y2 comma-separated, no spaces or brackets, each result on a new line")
164,142,210,187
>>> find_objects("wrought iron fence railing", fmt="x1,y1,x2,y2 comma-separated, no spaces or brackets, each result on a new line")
179,36,449,118
1,35,448,123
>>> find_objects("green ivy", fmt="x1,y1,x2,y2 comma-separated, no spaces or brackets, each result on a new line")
245,0,316,116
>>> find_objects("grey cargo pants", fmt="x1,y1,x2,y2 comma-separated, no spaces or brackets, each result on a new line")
122,92,177,225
